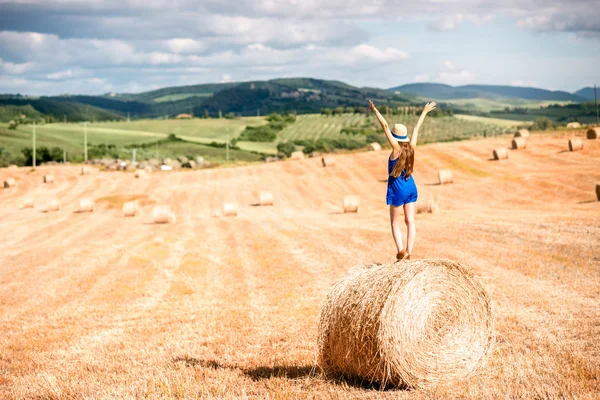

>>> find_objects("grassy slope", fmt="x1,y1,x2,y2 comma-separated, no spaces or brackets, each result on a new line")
153,93,212,103
454,114,531,128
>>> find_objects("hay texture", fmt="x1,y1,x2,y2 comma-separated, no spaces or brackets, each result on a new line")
568,138,583,152
43,175,54,184
322,156,335,167
368,142,382,151
343,195,360,213
259,191,274,206
493,148,509,160
43,199,60,213
317,259,493,389
291,151,305,160
511,137,526,150
79,199,95,213
416,198,438,214
152,206,176,224
20,197,34,209
438,170,453,185
3,178,16,188
223,202,239,217
587,127,599,139
514,129,530,138
122,200,140,217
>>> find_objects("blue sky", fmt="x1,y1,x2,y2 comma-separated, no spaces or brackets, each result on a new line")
0,0,598,95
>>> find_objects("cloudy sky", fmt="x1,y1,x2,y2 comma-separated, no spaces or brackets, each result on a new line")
0,0,598,95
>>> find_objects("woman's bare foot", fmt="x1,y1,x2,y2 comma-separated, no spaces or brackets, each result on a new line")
396,250,409,261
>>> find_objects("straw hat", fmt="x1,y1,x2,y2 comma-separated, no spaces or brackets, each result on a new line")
391,124,409,142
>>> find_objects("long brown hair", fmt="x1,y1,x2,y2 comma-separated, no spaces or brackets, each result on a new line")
390,142,414,180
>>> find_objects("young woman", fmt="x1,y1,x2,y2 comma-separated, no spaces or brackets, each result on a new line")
368,100,436,260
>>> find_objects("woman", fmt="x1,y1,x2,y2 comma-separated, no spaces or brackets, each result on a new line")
368,100,436,260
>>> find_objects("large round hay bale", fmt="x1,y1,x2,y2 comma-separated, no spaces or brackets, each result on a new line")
322,156,335,167
587,127,599,139
438,169,453,185
259,191,274,206
343,195,360,213
596,184,600,202
43,175,54,184
79,199,95,213
7,164,18,170
568,138,583,152
3,178,16,188
514,128,530,138
493,148,509,160
223,202,238,217
290,151,305,160
317,259,493,389
566,122,581,129
20,197,34,209
122,200,140,217
416,198,438,214
81,167,95,175
43,199,60,212
152,206,176,224
134,169,147,178
511,137,526,150
368,142,382,151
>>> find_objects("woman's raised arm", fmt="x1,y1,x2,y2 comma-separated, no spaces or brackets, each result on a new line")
411,102,436,148
368,100,399,152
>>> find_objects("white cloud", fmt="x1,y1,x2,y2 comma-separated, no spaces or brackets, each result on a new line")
0,58,33,74
438,70,476,86
412,73,430,83
335,44,409,65
218,74,233,83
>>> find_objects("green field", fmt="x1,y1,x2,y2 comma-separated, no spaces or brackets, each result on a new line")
454,114,531,128
152,93,212,103
438,98,573,113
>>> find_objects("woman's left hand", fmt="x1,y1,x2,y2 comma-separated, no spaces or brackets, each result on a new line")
368,100,376,111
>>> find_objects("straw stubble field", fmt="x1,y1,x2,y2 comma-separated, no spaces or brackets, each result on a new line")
0,130,598,399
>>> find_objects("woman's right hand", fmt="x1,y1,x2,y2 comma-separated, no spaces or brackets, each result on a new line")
423,102,437,114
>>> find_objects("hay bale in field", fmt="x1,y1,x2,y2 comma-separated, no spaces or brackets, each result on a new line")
317,259,493,389
134,169,147,178
343,195,360,213
223,202,239,217
290,151,305,160
587,127,599,139
368,142,382,151
259,191,274,206
20,197,34,209
7,164,18,170
514,128,530,138
43,175,54,184
438,170,453,185
416,198,438,214
194,156,205,167
493,148,508,160
43,198,60,212
511,137,526,150
152,206,176,224
596,185,600,201
81,166,95,175
79,199,95,213
322,156,335,167
566,122,581,129
3,178,16,188
568,138,583,151
122,200,140,217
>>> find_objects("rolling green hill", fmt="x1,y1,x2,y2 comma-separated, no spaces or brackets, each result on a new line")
573,87,597,102
0,96,123,122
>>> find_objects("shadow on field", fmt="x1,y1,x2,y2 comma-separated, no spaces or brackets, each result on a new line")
243,365,316,381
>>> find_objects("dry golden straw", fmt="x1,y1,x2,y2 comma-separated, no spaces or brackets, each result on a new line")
511,137,526,150
438,169,453,185
122,200,140,217
322,156,335,167
79,199,95,213
416,198,438,214
568,138,583,151
493,148,509,160
587,127,599,139
343,195,360,213
368,142,382,151
291,151,305,160
514,128,530,138
43,175,54,184
318,259,494,390
152,206,176,224
259,192,274,206
223,202,239,217
3,178,16,188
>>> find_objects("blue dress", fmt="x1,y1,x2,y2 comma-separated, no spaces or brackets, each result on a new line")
387,156,418,206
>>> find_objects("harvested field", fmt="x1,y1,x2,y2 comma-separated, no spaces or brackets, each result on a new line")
0,131,598,399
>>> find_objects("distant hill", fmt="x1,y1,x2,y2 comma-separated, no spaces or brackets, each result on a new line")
0,96,123,122
573,87,597,101
196,77,412,116
117,82,239,103
390,83,587,102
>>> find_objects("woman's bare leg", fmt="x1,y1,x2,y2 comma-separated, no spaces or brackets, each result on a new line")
403,202,416,255
389,205,404,253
